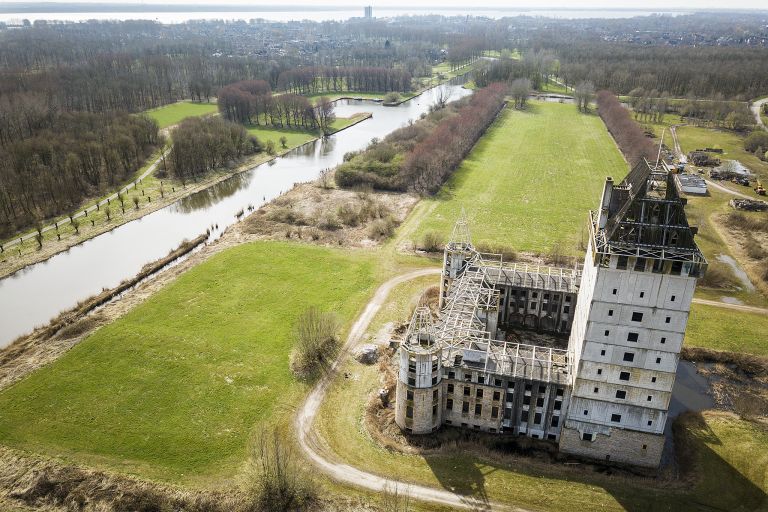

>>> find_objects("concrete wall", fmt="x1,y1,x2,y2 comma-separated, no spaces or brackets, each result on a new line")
559,425,665,468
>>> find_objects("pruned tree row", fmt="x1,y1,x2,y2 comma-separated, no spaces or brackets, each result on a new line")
596,91,656,166
277,66,412,95
335,83,507,194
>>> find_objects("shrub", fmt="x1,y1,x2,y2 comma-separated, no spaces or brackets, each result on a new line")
699,262,738,290
317,212,342,231
475,241,517,261
267,207,308,226
266,140,276,155
368,215,397,240
289,307,340,379
744,233,768,260
420,231,444,252
337,203,362,226
383,92,401,104
248,428,317,511
744,131,768,153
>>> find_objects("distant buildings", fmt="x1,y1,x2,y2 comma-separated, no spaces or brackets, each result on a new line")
364,6,373,19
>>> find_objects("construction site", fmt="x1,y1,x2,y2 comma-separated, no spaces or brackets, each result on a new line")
395,159,708,468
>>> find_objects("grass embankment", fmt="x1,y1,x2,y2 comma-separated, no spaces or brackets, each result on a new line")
317,278,768,512
145,101,219,129
0,242,379,484
686,303,768,356
404,101,626,255
246,113,370,153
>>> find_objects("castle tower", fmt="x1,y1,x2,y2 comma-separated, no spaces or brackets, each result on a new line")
559,161,707,467
395,306,442,434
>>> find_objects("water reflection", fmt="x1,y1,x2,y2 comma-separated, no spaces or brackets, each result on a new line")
0,81,472,346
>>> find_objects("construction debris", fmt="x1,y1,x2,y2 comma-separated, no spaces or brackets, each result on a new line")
730,198,768,211
354,344,379,364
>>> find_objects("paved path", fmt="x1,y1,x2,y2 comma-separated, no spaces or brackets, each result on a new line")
692,298,768,315
750,97,768,132
1,151,166,250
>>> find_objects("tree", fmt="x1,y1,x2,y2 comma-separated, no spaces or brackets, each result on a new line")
289,306,340,379
574,81,595,112
384,92,400,104
279,136,288,149
509,78,531,109
314,97,336,136
744,131,768,153
725,111,752,131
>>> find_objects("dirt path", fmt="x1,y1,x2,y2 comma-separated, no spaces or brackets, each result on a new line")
704,178,754,200
295,267,528,512
750,97,768,132
692,298,768,315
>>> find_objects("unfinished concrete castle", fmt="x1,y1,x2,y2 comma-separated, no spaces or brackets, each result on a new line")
395,161,707,468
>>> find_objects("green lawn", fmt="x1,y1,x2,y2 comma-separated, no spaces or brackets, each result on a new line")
145,101,218,129
407,101,627,254
246,125,317,152
686,303,768,356
0,241,378,483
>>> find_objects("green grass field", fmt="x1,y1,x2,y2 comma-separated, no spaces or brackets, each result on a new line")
0,242,379,483
145,101,218,129
687,303,768,356
406,101,627,254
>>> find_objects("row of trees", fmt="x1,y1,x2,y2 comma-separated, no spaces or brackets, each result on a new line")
401,83,507,194
276,66,412,95
596,91,656,166
217,80,336,134
335,83,507,193
626,88,754,130
165,117,261,181
0,113,160,238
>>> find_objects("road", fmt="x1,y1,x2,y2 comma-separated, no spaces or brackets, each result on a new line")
750,97,768,132
294,267,767,509
1,150,166,250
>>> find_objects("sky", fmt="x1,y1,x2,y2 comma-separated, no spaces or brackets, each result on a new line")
19,0,768,10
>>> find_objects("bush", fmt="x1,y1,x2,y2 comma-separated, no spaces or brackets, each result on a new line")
267,207,308,226
317,213,342,231
289,307,340,379
744,131,768,153
368,215,397,240
266,140,276,155
475,241,517,261
699,262,738,290
337,203,363,226
420,231,444,252
383,92,401,104
248,428,317,511
744,233,768,260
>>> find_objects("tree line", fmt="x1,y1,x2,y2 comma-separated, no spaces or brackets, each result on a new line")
165,117,261,181
335,83,507,193
596,91,656,166
276,66,412,95
217,80,336,134
0,113,160,238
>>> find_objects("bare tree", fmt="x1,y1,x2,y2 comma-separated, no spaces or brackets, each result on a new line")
574,81,595,112
510,78,531,109
314,97,336,136
381,481,412,512
431,86,453,111
289,306,340,379
249,428,317,511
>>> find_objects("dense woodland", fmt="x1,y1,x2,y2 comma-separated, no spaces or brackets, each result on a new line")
217,80,336,133
165,117,261,181
0,113,160,238
277,66,412,95
335,84,507,193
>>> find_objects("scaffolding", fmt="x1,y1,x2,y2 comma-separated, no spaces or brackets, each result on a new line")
436,244,570,385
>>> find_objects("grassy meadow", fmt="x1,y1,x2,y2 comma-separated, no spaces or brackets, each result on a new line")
145,101,219,129
0,242,379,483
407,101,627,254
